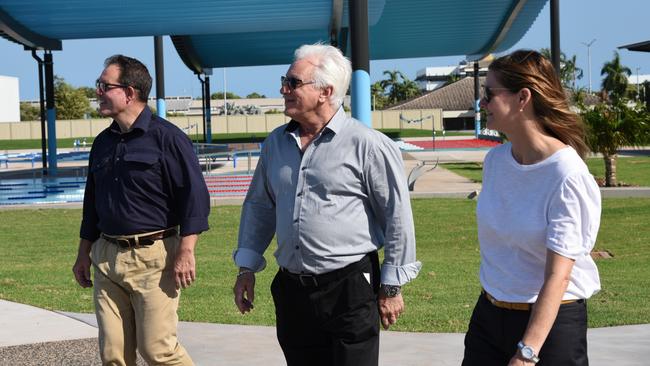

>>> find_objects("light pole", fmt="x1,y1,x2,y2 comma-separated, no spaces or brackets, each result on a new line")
581,39,596,93
636,67,641,100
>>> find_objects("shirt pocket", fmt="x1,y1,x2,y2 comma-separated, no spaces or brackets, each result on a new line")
91,156,112,183
122,152,161,182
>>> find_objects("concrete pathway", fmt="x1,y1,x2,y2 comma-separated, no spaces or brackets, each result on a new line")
1,300,648,365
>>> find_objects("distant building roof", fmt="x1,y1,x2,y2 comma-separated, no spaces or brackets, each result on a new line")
389,76,484,111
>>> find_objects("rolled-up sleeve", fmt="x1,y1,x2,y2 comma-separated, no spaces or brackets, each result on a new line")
165,133,210,236
546,172,601,259
233,156,276,272
366,137,421,286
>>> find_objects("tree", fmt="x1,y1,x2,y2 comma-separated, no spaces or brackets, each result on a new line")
54,76,90,119
371,81,388,110
540,48,583,89
600,51,631,102
246,92,266,98
78,86,97,99
583,102,650,186
20,102,40,121
378,70,421,106
211,91,241,99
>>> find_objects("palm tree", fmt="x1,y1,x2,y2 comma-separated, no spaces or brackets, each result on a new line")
371,81,388,110
601,51,631,102
380,70,406,105
540,48,583,89
371,70,421,104
563,54,583,89
583,103,650,186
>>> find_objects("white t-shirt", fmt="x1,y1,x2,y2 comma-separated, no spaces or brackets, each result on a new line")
477,143,601,303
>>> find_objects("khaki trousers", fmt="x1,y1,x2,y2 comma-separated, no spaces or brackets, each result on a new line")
91,235,194,366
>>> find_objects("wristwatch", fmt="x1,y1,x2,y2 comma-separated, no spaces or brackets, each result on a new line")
517,341,540,363
380,284,401,297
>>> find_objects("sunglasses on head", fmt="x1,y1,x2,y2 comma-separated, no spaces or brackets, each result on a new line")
483,85,512,103
281,76,315,90
96,79,130,93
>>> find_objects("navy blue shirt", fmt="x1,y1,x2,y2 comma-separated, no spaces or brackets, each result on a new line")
80,107,210,241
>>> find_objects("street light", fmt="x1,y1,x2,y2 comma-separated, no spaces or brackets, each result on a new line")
581,39,596,93
636,67,641,100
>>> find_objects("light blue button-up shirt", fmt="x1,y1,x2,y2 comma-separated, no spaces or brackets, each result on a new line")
233,108,421,286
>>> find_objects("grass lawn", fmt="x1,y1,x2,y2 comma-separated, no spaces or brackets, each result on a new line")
442,156,650,186
0,137,95,151
0,198,648,332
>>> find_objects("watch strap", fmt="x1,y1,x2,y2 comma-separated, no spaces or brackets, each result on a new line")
380,284,401,297
517,341,540,363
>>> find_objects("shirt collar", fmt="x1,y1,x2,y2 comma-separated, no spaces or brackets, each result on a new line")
109,106,152,134
284,106,346,135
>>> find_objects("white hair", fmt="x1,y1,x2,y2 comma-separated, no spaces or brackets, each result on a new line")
294,43,352,108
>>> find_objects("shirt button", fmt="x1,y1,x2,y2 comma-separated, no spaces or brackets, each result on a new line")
295,246,299,250
116,157,120,161
114,178,118,181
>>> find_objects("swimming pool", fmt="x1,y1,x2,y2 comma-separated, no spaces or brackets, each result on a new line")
0,174,253,206
0,177,86,205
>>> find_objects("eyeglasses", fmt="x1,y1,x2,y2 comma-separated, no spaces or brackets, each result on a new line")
281,76,315,90
96,79,130,93
483,86,512,103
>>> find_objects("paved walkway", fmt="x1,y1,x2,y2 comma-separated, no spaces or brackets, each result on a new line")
0,300,648,365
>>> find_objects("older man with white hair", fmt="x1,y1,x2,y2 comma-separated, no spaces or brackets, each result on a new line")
232,43,420,366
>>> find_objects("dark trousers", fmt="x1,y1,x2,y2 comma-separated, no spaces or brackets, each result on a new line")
462,293,589,366
270,253,380,366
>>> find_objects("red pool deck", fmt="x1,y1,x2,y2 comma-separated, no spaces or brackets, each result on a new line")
408,138,500,149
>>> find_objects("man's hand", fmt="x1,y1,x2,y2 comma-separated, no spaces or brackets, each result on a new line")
174,235,198,289
233,270,256,314
72,239,93,288
378,292,404,330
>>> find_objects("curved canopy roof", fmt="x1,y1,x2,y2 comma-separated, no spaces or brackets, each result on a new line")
1,0,547,74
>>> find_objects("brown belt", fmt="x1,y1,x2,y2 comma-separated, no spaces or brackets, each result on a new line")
482,290,579,311
101,228,177,249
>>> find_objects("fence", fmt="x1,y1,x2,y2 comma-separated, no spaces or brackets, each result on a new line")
0,109,443,140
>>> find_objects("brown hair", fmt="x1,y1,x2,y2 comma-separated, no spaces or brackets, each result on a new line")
489,50,589,159
104,55,152,103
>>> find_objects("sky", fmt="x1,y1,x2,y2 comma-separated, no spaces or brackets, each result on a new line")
0,0,648,101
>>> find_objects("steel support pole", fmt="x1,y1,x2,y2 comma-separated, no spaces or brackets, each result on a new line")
204,75,212,143
349,0,371,127
474,62,481,138
44,51,57,176
550,0,561,75
154,36,166,118
31,50,48,175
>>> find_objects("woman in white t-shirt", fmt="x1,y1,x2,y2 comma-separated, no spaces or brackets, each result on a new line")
461,50,601,366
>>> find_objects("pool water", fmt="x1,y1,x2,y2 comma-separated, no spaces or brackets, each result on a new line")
0,174,254,206
0,177,86,205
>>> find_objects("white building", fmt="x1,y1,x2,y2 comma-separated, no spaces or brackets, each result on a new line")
415,66,459,91
0,75,20,122
415,58,491,92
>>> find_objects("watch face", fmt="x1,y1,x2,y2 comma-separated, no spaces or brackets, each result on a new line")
382,285,400,297
521,346,534,359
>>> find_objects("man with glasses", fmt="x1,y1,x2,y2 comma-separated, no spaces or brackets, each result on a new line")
72,54,209,365
233,43,420,366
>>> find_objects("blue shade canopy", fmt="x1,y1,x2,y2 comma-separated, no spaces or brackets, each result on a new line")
1,0,547,73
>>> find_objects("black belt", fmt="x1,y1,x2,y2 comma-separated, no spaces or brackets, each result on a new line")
101,228,177,249
280,251,377,288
